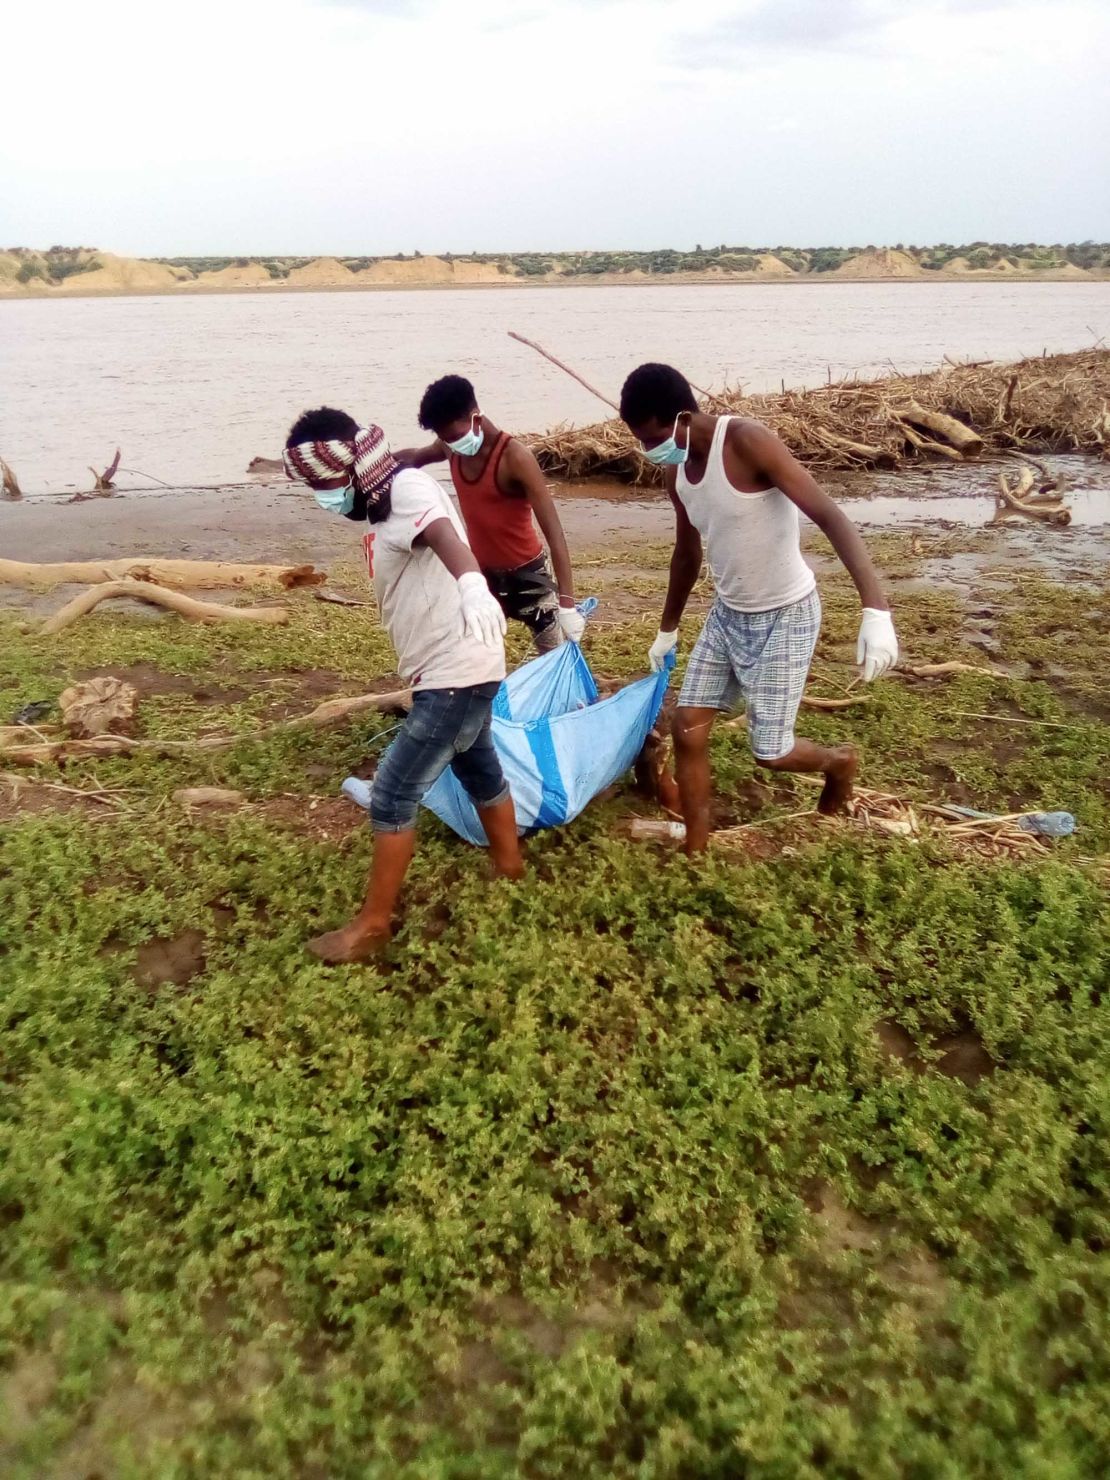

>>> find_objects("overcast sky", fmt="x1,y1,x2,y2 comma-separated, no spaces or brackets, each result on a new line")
2,0,1107,256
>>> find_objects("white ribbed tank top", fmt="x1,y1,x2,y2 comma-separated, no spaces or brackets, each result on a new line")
676,417,817,613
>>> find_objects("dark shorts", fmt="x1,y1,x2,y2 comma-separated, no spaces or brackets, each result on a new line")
483,553,562,652
370,682,509,833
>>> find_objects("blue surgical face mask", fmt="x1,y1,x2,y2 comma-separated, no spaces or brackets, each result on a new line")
641,414,690,467
445,415,484,457
313,479,355,516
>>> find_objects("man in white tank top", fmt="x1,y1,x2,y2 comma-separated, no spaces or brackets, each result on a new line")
619,363,899,855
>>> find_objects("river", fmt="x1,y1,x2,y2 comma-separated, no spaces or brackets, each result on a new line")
2,281,1108,494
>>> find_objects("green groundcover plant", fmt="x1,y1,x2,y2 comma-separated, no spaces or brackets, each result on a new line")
2,534,1108,1476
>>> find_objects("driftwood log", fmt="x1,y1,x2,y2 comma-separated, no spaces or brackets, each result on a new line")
1,458,22,501
0,557,327,591
894,401,984,457
59,677,138,736
39,580,290,634
897,660,1009,679
994,469,1071,525
77,448,122,498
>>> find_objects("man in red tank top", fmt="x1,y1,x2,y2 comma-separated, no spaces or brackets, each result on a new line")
396,375,583,652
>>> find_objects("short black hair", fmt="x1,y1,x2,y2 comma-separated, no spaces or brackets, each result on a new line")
418,375,477,432
619,363,698,427
286,405,358,447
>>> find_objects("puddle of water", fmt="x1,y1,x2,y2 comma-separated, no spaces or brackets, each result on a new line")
843,452,1110,529
853,486,1110,529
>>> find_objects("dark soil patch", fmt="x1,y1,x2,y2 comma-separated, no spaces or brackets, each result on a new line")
0,1350,57,1444
810,1183,887,1254
934,1031,996,1086
0,778,126,824
74,664,250,705
876,1021,995,1085
876,1020,918,1063
131,928,207,992
254,796,366,844
923,762,976,806
257,672,405,722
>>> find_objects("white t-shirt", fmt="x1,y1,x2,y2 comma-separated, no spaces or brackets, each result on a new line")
366,468,506,691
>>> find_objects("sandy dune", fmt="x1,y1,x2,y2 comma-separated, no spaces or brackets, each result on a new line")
1,247,1103,298
285,257,355,287
834,248,922,279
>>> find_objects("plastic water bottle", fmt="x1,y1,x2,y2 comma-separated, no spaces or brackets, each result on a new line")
1017,811,1076,838
341,776,374,812
629,818,687,842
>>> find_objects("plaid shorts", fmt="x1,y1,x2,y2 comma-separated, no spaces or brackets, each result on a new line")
677,588,821,759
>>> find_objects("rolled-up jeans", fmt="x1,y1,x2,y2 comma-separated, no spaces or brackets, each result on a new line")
369,681,509,833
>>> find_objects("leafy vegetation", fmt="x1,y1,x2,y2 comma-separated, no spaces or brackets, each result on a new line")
2,532,1109,1475
125,241,1110,282
6,247,101,285
6,240,1109,290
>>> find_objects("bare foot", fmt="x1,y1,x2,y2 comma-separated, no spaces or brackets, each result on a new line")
817,746,858,816
307,923,391,964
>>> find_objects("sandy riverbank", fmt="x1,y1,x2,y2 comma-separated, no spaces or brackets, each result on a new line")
6,272,1107,301
2,247,1106,301
3,458,1106,604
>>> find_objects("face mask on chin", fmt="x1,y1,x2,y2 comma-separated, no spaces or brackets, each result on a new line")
445,414,485,457
641,413,690,467
313,479,355,516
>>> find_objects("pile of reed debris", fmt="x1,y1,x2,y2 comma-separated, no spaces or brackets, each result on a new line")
522,348,1110,484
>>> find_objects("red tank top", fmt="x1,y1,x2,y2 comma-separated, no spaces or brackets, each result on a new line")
448,432,543,571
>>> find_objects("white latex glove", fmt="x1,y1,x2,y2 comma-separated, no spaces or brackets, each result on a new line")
457,572,507,649
648,628,679,672
557,604,587,643
857,607,899,682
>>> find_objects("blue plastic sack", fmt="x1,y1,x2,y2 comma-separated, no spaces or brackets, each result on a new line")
422,642,672,846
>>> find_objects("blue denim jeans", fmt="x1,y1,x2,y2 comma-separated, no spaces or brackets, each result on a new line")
370,681,509,833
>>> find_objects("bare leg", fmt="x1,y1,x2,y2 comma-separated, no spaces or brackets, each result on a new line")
477,795,525,879
307,828,416,963
673,705,720,855
635,726,682,814
531,615,564,654
757,739,858,815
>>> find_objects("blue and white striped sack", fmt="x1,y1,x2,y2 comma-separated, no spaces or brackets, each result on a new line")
422,633,672,846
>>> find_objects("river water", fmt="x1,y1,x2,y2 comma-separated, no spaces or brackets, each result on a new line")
2,281,1109,494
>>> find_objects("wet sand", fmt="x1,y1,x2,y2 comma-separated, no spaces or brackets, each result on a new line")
2,456,1106,608
0,481,672,569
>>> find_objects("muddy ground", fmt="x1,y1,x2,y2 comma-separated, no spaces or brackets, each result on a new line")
2,454,1107,608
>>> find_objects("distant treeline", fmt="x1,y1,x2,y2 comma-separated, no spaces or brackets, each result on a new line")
147,241,1110,279
6,241,1109,287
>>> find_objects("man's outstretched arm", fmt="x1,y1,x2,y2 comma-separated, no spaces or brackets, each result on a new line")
393,439,447,470
737,421,898,680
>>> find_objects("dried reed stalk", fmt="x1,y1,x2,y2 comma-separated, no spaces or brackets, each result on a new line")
521,348,1110,484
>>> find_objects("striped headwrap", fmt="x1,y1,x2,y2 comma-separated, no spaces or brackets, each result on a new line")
282,423,399,512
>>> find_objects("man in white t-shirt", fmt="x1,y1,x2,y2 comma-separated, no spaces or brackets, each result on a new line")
283,407,524,962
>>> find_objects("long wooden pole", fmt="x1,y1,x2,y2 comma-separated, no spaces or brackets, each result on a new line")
507,332,620,412
508,330,731,417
